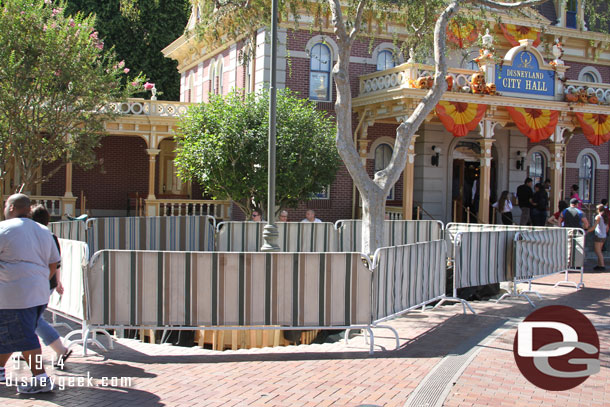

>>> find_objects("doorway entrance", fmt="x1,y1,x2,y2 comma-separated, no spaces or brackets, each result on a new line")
158,139,189,198
451,141,497,222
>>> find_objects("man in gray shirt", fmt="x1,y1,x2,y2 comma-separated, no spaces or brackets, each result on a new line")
0,194,61,393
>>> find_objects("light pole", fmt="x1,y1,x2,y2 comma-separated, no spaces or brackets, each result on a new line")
261,0,280,252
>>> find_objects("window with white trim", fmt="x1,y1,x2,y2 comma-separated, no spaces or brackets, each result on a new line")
579,154,594,203
376,50,395,71
375,143,395,200
312,185,330,200
529,152,545,186
209,59,216,95
215,59,223,95
579,67,601,83
309,43,331,101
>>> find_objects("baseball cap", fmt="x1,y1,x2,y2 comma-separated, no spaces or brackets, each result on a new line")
570,198,579,205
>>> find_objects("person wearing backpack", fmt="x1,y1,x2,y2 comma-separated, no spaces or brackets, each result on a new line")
559,198,590,230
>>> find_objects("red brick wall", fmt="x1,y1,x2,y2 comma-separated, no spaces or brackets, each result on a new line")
41,136,149,212
564,61,610,82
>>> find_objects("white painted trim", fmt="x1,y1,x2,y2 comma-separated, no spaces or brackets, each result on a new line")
371,42,404,68
367,137,396,160
304,35,339,62
566,162,609,170
578,66,602,83
526,145,550,174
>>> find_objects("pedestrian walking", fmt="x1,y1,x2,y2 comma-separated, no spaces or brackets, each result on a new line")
0,194,61,393
492,191,513,225
30,204,72,369
588,204,608,271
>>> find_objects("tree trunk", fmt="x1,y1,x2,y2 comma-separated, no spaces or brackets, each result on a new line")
361,190,386,256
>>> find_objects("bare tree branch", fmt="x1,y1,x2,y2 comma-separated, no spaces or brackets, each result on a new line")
381,0,460,191
329,0,349,42
349,0,368,41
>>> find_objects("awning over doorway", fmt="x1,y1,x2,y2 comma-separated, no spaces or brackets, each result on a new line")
574,112,610,146
435,101,487,137
505,107,559,142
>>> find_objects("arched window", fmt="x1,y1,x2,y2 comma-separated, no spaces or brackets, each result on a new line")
579,67,601,83
579,154,594,203
209,59,216,95
376,50,395,71
529,152,545,186
309,43,331,101
582,72,597,83
375,143,394,200
215,59,224,95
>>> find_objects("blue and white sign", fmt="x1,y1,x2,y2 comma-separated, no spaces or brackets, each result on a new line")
495,51,555,97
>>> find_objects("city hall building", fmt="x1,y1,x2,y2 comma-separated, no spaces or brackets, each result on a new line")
34,1,610,225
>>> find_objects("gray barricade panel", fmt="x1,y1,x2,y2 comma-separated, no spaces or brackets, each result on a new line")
336,220,444,252
372,240,446,321
86,215,215,254
86,250,372,328
216,221,336,253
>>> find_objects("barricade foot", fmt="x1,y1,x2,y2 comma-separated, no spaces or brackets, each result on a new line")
374,325,400,350
366,327,375,355
521,290,542,300
435,297,476,315
66,328,112,356
496,292,536,307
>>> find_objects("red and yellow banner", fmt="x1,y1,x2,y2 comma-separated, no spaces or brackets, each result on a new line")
436,101,487,137
500,24,541,47
506,107,559,142
575,112,610,146
446,21,478,48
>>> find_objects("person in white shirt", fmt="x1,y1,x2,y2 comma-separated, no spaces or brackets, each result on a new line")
301,209,322,223
492,190,514,225
588,204,608,271
0,194,61,394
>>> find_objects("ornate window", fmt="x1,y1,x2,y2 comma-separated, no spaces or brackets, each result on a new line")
376,50,395,71
375,143,395,200
579,154,594,203
309,43,331,101
529,152,545,186
579,67,602,83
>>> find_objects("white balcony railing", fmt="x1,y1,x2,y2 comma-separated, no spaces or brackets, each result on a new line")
1,195,63,218
153,199,232,220
106,98,192,117
564,80,610,104
359,63,477,96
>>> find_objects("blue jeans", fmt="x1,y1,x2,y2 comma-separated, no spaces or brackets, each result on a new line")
0,305,45,354
35,315,60,346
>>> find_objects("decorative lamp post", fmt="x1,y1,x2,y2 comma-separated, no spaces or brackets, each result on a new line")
261,0,280,252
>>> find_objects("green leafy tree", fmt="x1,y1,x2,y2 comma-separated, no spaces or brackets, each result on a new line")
64,0,191,101
175,89,339,218
0,0,145,192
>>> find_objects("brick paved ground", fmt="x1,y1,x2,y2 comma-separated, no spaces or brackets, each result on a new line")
1,266,608,406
